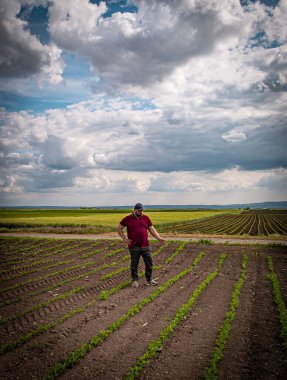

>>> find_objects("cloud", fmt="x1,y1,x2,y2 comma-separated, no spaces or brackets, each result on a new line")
0,0,64,83
48,0,249,87
0,94,286,190
0,0,286,206
222,129,247,143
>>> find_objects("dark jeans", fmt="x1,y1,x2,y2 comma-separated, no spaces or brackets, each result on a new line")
129,246,153,282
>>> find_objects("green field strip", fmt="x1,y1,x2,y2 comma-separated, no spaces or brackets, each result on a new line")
204,254,248,380
267,256,287,356
0,251,206,357
41,251,208,380
124,254,227,380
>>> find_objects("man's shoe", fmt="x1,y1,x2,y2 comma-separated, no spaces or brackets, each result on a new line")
147,279,158,286
132,280,139,288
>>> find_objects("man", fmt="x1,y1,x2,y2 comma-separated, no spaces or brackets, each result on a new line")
117,203,166,288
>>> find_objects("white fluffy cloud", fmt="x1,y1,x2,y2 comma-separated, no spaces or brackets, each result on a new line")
0,0,286,206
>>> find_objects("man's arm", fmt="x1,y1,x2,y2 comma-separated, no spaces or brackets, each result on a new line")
148,225,166,245
117,223,132,245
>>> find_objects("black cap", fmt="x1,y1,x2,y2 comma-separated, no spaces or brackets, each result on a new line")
134,203,144,210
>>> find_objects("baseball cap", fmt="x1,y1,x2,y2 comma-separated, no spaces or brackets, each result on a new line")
134,203,144,210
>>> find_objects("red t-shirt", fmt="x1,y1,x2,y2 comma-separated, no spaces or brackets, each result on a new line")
120,213,153,248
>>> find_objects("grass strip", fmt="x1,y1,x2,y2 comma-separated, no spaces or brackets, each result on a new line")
41,252,206,380
267,256,287,355
124,254,227,380
204,254,248,380
165,242,186,264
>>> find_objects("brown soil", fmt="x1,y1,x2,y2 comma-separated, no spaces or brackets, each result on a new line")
0,237,286,380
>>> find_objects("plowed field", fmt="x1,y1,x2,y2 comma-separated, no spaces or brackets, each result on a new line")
158,209,287,236
0,237,287,379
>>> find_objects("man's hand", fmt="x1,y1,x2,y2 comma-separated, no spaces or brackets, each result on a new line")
148,226,166,245
122,237,132,246
117,223,131,246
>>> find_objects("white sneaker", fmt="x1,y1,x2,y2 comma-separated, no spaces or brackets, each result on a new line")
147,279,158,286
132,280,139,288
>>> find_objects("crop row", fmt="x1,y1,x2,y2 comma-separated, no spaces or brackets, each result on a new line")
0,239,179,351
0,238,286,380
158,210,287,236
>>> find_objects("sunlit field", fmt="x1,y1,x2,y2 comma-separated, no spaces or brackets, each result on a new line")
0,208,240,229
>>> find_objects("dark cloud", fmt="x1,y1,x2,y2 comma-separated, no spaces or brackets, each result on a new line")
0,1,45,77
97,118,287,172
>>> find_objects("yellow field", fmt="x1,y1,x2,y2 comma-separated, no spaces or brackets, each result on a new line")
0,209,240,228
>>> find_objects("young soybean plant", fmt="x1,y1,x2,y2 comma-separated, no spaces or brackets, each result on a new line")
204,254,248,380
267,256,287,355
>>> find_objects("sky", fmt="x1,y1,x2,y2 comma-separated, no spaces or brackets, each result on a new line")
0,0,287,207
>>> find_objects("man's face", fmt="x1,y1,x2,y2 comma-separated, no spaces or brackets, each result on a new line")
134,209,143,217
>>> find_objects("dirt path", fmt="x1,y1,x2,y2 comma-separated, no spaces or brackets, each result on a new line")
1,231,286,245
